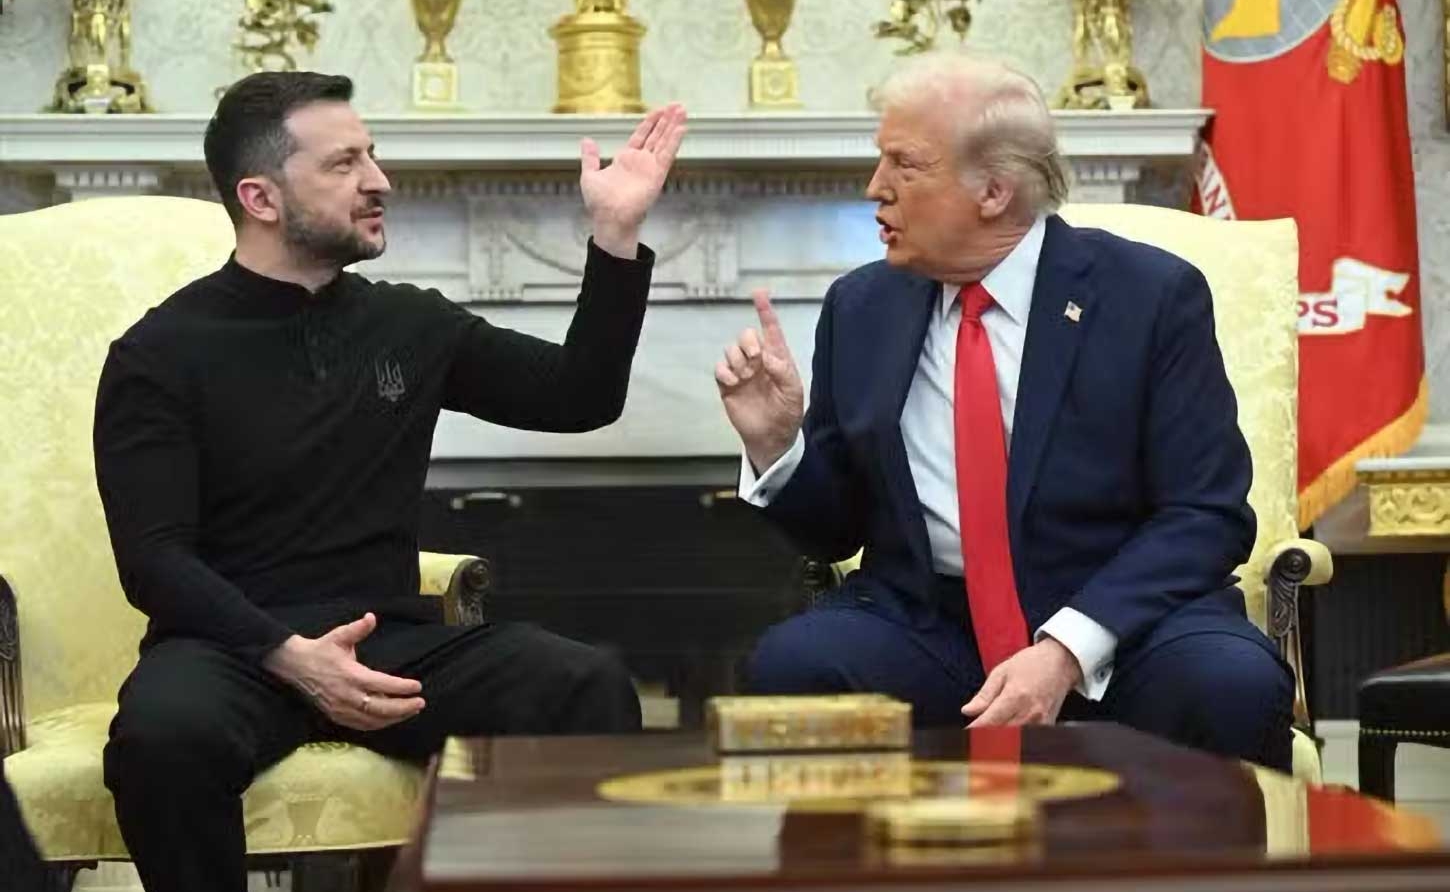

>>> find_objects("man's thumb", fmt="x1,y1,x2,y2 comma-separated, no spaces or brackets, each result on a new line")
326,612,377,647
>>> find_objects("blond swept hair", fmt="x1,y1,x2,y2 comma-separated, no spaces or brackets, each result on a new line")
872,52,1069,218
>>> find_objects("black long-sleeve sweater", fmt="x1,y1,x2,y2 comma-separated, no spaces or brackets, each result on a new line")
94,240,653,662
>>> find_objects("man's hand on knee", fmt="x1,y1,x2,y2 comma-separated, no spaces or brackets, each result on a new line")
263,612,426,731
960,638,1080,727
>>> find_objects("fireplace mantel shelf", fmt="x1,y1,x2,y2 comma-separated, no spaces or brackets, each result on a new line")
0,109,1213,461
0,109,1211,170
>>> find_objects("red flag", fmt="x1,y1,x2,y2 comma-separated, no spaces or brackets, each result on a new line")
1194,0,1425,528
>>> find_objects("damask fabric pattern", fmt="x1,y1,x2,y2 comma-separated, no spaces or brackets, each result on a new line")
5,704,426,859
0,197,470,859
1058,204,1301,631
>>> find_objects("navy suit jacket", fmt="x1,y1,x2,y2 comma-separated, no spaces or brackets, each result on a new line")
763,215,1267,664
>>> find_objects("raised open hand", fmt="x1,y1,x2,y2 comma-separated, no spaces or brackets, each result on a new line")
580,103,688,255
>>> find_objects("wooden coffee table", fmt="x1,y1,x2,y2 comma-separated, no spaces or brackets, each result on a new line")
387,723,1450,891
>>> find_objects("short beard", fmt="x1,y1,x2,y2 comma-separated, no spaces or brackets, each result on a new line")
279,185,384,268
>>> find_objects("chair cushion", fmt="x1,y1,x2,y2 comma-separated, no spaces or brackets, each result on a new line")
4,703,426,860
1358,653,1450,736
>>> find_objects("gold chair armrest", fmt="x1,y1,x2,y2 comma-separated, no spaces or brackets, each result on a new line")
0,574,24,757
417,552,491,628
1264,538,1334,731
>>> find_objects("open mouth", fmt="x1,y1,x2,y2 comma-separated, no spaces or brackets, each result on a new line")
876,215,898,243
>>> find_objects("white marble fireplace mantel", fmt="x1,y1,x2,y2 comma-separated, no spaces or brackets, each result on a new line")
0,110,1210,460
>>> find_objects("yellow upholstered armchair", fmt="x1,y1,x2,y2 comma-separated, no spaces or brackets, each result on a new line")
0,197,491,887
805,204,1332,781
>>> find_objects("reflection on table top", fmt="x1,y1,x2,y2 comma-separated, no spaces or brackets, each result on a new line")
400,723,1446,891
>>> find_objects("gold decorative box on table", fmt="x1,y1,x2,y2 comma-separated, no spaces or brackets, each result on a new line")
706,694,912,753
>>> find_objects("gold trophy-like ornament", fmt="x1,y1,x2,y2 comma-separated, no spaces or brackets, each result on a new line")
50,0,153,114
550,1,647,114
412,0,464,110
1052,0,1148,111
746,0,802,109
873,0,979,55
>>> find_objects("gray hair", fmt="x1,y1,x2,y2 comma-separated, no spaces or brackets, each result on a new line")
871,52,1069,218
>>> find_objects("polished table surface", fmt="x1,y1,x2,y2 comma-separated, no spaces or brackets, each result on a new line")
389,724,1449,891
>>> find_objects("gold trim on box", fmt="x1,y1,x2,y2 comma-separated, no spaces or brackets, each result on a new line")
1357,468,1450,537
707,694,911,753
597,759,1121,813
866,796,1038,846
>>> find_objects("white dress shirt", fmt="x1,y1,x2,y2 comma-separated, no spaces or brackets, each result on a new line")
738,216,1117,700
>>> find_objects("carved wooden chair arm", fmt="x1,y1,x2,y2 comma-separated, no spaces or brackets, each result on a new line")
1264,538,1334,730
0,574,24,758
418,552,492,628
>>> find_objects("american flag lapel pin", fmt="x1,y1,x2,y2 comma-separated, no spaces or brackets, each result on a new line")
1064,301,1082,323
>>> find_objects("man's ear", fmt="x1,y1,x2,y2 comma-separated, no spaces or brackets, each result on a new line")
236,176,282,225
976,174,1016,222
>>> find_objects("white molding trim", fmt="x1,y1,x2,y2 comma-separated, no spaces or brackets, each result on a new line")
0,110,1211,169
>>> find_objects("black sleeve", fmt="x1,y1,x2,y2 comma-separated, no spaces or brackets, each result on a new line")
93,339,293,662
440,239,654,432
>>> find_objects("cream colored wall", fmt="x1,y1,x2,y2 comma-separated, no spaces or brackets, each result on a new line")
1,0,1447,419
0,0,1202,114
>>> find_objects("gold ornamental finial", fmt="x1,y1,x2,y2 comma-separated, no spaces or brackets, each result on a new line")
1051,0,1148,110
49,0,153,114
216,0,333,98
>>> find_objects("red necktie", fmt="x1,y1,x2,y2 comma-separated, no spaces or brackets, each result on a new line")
954,282,1028,673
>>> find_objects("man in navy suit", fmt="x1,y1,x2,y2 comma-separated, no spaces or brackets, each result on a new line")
715,53,1293,771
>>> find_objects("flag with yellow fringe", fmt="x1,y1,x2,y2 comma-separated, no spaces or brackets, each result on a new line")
1194,0,1425,529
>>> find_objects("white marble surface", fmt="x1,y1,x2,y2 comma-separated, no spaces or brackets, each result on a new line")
430,299,823,459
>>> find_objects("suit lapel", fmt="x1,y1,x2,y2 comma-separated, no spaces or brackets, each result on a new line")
873,273,938,573
1007,215,1095,537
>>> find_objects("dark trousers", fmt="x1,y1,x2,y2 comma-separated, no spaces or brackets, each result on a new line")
104,620,641,892
747,576,1294,773
1,761,45,892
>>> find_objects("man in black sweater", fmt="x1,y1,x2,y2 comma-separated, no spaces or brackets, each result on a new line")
93,72,686,892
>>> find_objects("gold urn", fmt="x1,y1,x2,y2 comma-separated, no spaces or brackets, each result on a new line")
549,1,647,114
746,0,802,109
411,0,464,110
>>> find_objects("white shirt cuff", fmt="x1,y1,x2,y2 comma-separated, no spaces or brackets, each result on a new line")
1036,608,1117,701
737,432,806,507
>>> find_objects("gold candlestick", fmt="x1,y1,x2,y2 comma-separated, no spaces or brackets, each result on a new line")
49,0,152,114
747,0,802,109
412,0,464,110
549,1,647,114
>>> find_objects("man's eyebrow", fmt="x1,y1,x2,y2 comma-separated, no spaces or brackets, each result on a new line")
323,145,374,162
